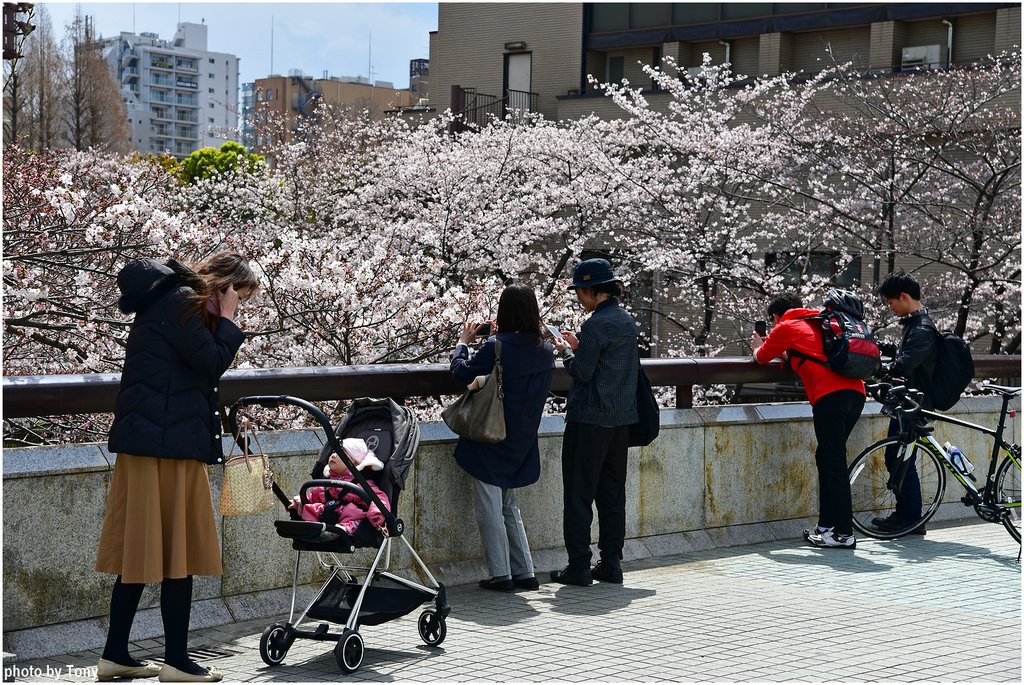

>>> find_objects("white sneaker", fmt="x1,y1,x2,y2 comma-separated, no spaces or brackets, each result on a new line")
807,529,856,549
802,525,831,542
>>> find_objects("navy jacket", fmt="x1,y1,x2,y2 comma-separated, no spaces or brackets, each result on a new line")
563,298,639,426
108,259,245,465
450,333,554,488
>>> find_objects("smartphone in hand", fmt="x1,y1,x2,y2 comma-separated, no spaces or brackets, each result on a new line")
754,320,768,337
475,322,492,336
545,325,566,344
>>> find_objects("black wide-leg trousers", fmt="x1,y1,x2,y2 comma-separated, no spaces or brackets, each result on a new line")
560,421,629,568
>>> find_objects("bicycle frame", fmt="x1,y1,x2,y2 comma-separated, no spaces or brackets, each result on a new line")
893,392,1020,506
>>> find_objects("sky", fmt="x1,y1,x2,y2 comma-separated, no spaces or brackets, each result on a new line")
39,1,438,89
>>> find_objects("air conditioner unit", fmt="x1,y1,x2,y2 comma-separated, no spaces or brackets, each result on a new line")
901,44,941,71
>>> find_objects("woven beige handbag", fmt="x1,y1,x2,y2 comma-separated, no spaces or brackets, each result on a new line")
220,418,274,516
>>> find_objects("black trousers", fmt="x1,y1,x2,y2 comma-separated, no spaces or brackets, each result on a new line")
811,390,865,535
560,421,629,568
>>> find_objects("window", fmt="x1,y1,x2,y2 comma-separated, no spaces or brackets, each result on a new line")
630,3,671,28
591,3,628,32
209,73,215,79
607,55,625,83
209,103,215,108
267,89,274,101
209,58,215,63
765,252,861,287
208,117,215,123
722,3,772,20
209,88,215,93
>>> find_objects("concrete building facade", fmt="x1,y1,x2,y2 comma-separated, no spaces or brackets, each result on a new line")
101,22,239,158
249,71,417,149
429,3,1021,123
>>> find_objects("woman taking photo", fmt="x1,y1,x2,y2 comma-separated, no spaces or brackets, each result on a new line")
96,251,259,683
450,284,554,592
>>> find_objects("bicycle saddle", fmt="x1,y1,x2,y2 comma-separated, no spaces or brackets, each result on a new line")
985,384,1021,397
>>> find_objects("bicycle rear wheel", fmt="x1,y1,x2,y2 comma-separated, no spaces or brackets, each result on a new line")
849,437,945,539
994,455,1021,543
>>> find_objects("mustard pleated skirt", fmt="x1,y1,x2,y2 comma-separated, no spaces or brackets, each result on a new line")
96,453,223,584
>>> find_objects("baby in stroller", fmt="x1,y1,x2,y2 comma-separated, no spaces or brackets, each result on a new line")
288,438,390,537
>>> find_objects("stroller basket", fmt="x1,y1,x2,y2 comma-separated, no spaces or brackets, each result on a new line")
227,394,450,675
308,575,435,627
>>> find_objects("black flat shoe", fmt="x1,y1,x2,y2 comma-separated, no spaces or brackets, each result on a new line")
478,577,514,592
513,576,540,590
550,566,592,587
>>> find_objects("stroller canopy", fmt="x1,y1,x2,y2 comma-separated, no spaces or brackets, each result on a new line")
312,397,420,492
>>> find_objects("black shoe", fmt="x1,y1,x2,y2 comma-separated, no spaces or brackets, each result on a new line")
591,560,623,584
871,512,926,535
513,576,540,590
478,577,514,592
550,565,592,586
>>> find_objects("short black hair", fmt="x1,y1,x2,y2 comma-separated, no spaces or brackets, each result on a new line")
767,292,802,319
591,280,624,298
877,271,921,300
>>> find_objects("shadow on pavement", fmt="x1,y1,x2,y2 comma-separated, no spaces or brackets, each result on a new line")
858,534,1021,568
455,590,542,627
758,546,894,572
543,584,657,616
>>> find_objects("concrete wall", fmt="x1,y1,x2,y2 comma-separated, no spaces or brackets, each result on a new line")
3,396,1018,657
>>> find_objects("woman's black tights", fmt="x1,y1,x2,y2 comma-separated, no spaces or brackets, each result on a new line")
103,576,202,673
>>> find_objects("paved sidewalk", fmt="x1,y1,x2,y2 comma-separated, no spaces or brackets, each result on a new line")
8,520,1020,683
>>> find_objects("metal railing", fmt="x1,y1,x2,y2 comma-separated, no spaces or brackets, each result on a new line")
449,85,539,132
3,356,1019,419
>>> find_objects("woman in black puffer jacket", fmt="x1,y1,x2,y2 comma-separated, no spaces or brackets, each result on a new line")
95,252,258,683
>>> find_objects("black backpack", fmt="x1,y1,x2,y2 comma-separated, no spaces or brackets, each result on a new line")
791,290,881,380
928,331,974,410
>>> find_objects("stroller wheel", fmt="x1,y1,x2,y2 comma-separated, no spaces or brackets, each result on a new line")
259,623,291,666
334,629,364,673
418,609,447,647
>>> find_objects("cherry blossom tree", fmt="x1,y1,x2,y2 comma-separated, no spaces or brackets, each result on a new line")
4,52,1019,443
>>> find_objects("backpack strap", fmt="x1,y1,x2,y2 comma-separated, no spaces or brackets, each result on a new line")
788,313,829,370
788,349,828,370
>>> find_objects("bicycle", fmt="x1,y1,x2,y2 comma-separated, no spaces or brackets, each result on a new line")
848,381,1021,543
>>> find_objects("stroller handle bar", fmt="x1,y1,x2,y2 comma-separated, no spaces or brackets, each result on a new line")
226,395,404,537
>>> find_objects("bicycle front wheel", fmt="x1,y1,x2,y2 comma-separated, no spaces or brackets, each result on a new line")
994,455,1021,543
849,437,945,539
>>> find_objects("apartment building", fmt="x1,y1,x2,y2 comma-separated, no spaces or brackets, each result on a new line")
249,71,417,149
430,3,1020,122
101,22,239,158
429,3,1021,360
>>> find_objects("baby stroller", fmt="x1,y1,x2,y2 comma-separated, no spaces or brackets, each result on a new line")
227,395,450,674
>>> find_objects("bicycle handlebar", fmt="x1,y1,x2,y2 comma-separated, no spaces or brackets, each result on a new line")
866,380,925,416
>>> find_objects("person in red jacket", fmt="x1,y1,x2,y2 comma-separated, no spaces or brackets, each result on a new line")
752,292,866,549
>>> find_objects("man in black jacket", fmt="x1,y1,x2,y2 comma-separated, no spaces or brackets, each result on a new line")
873,271,938,534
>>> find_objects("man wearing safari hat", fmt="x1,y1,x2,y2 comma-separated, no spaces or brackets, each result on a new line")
549,258,639,586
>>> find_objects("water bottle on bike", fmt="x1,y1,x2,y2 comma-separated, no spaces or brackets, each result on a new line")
942,442,975,478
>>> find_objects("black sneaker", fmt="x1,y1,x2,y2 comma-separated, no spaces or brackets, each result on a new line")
478,577,514,592
871,512,926,535
550,565,592,587
591,560,623,584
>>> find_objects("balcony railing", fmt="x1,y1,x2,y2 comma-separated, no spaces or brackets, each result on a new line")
449,85,539,133
2,356,1019,419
